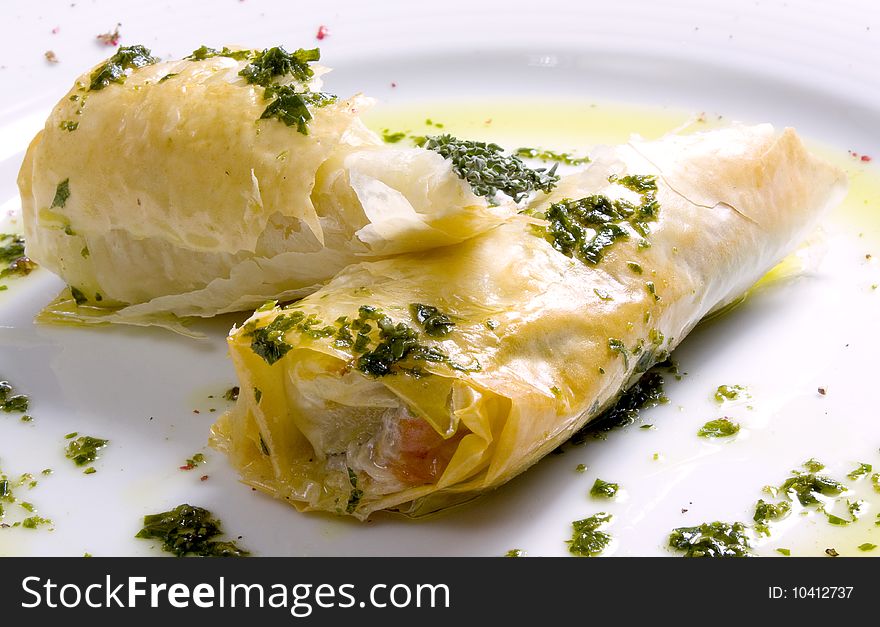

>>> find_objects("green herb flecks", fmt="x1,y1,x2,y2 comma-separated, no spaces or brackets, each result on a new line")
825,502,862,526
0,233,37,283
259,85,336,134
571,371,667,443
714,384,747,402
536,174,659,265
69,286,88,305
409,303,455,337
505,549,526,557
21,515,52,529
353,306,448,377
135,504,249,557
590,479,619,499
59,120,79,132
181,453,206,470
753,499,791,535
420,134,558,202
668,522,752,557
239,46,320,87
859,543,877,552
382,129,407,143
64,436,108,467
515,147,590,166
697,417,740,438
567,513,613,557
777,548,791,556
780,472,846,507
157,73,178,83
847,462,873,480
803,458,825,473
346,468,364,514
0,379,29,414
89,45,158,90
186,45,253,62
223,386,240,402
51,179,70,209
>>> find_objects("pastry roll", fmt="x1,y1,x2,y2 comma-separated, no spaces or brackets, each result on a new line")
17,45,507,327
211,124,845,518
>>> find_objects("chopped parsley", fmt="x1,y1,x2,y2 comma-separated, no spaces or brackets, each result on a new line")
409,303,455,337
536,174,659,265
223,386,240,402
69,286,88,305
571,371,667,443
567,513,612,557
859,543,877,552
668,522,752,557
239,46,320,87
246,304,475,376
780,469,846,506
0,379,29,413
51,179,70,209
847,462,872,480
753,499,791,535
59,120,78,132
381,130,407,143
181,453,206,470
505,549,526,557
803,458,825,473
64,435,108,467
89,45,159,90
420,134,558,202
697,417,740,438
186,45,253,62
589,479,619,499
714,384,746,402
259,86,336,134
514,147,590,166
346,468,364,514
136,504,249,557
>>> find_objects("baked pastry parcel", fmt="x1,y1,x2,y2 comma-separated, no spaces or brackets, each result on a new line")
17,45,511,332
212,124,846,518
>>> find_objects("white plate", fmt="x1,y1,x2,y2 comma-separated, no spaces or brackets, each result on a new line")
1,0,879,557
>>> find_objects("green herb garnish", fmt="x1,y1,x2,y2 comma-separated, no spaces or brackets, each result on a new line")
186,45,253,61
89,45,158,90
420,134,558,202
537,174,659,265
345,468,363,514
259,85,336,134
571,371,667,443
567,513,613,557
505,549,526,557
697,417,740,438
51,179,70,209
780,473,846,506
590,479,619,499
64,436,108,466
753,499,791,535
847,462,873,480
714,384,746,402
515,147,590,166
409,303,455,337
668,522,752,557
136,504,249,557
239,46,320,87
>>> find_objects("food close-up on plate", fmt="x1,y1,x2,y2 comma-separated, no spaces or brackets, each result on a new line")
0,0,878,558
